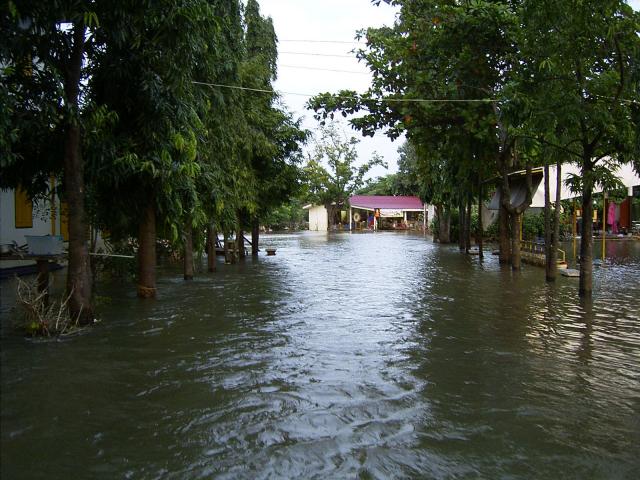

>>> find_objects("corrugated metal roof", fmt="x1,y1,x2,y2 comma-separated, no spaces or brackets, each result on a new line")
349,195,424,210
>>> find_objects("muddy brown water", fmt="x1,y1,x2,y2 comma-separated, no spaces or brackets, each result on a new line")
1,232,639,479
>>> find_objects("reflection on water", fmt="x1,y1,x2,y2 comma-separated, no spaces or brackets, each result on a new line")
1,232,639,479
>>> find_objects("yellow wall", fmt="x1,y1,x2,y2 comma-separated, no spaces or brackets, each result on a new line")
14,188,33,228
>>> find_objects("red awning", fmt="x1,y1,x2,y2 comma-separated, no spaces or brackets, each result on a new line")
349,195,424,210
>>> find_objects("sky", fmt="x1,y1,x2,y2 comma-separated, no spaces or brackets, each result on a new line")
258,0,640,179
258,0,400,179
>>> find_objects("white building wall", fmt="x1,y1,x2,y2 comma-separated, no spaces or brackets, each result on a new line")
531,162,639,208
308,205,328,232
426,205,435,226
0,188,61,246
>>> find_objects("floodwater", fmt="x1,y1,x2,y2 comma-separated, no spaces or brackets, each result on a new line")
1,232,639,479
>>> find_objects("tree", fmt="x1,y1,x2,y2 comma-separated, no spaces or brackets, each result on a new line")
308,1,517,250
87,0,227,294
239,0,308,256
518,0,640,295
357,174,398,195
1,3,102,323
303,123,386,228
394,141,421,196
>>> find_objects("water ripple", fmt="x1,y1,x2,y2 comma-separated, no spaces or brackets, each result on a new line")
1,233,639,479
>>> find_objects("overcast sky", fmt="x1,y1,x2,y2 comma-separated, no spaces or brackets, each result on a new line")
258,0,640,179
258,0,399,179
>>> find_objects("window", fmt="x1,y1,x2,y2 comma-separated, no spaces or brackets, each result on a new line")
14,188,33,228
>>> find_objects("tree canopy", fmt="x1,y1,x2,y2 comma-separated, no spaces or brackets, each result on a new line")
1,0,308,307
308,0,640,294
303,123,386,225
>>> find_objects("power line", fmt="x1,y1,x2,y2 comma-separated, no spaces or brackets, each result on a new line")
279,39,364,44
279,64,369,75
192,81,499,103
192,81,278,95
592,94,639,105
279,51,356,58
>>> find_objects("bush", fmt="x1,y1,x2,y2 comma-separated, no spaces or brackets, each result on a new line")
14,277,86,337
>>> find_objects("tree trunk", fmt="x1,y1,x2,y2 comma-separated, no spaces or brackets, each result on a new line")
550,160,562,277
251,218,259,256
89,224,98,293
500,161,534,267
223,231,233,264
544,163,553,280
498,198,511,264
465,192,472,253
137,202,156,298
579,160,594,297
458,200,465,251
439,207,451,243
63,23,92,323
206,225,216,272
183,221,194,280
477,178,483,259
511,212,522,270
325,204,336,231
237,229,245,260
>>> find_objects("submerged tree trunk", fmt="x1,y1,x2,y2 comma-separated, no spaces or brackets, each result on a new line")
500,159,534,269
89,225,98,293
183,221,193,280
551,160,562,275
477,178,483,259
63,23,93,323
579,159,594,297
498,198,511,264
325,204,339,231
458,200,466,251
206,225,216,272
465,192,472,253
433,205,441,242
137,202,156,298
544,164,553,280
223,231,233,264
511,212,522,270
251,218,259,256
545,161,562,281
237,229,245,260
439,207,451,244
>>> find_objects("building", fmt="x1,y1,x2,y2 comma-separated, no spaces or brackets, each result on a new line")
529,162,640,233
304,204,329,232
349,195,431,231
303,196,432,232
0,186,68,276
1,187,68,246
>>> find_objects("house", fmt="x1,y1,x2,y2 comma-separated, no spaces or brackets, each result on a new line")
303,196,432,232
529,163,640,233
349,195,431,231
487,162,640,233
0,186,68,246
0,186,68,276
303,204,330,232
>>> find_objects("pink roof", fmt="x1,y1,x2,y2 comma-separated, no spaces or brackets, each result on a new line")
349,195,424,210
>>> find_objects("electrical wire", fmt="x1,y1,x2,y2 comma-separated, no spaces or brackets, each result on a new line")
592,94,639,105
191,81,498,103
279,39,364,44
279,51,356,58
279,64,369,75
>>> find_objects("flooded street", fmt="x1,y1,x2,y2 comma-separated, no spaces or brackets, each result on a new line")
1,232,639,479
